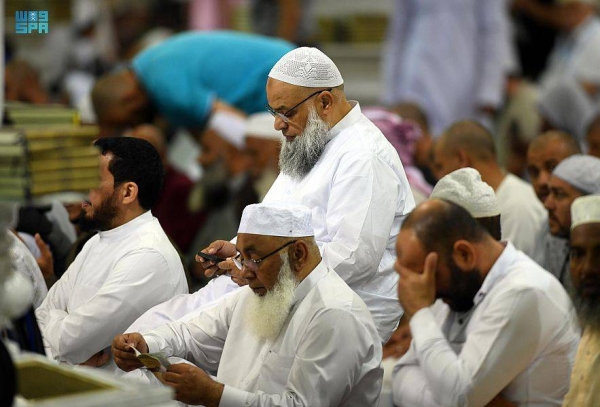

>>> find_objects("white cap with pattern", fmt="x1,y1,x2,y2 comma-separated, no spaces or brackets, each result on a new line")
571,194,600,230
552,154,600,195
268,47,344,88
238,201,314,237
430,168,500,218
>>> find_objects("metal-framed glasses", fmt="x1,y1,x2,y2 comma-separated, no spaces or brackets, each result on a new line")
233,240,297,272
265,88,332,123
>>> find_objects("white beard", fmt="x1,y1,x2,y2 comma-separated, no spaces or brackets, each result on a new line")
279,105,331,180
244,253,298,340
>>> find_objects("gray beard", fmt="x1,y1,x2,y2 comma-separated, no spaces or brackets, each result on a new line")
244,253,298,340
279,106,331,181
569,286,600,330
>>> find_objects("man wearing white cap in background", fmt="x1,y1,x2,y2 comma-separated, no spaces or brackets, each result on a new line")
113,202,383,406
198,47,415,342
544,154,600,289
244,112,283,201
563,194,600,407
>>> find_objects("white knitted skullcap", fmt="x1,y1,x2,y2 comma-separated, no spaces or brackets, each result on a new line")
571,194,600,230
268,47,344,88
430,168,500,218
245,113,283,141
238,201,314,237
552,154,600,194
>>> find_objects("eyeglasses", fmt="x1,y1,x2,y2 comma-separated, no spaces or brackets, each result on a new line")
233,240,297,272
266,88,332,123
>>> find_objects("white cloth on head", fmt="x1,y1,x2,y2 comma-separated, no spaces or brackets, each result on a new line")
238,201,313,237
268,47,344,88
143,262,383,406
262,101,415,342
430,168,500,217
245,112,282,141
495,173,548,265
35,211,188,364
392,242,580,407
552,154,600,194
571,194,600,229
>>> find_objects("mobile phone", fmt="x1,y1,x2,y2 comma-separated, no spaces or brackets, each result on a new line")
196,251,227,263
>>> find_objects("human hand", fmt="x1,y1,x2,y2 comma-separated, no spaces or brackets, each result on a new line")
111,333,148,372
218,259,247,287
162,363,224,407
397,252,438,320
195,240,237,278
34,233,54,280
382,317,412,359
80,349,110,367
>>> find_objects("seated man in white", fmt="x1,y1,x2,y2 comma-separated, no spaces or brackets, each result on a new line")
392,199,580,406
112,202,383,406
36,137,188,366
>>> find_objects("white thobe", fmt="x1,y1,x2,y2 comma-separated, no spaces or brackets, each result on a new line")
392,242,580,407
381,0,511,136
144,262,383,406
263,101,415,342
495,173,547,265
35,211,188,364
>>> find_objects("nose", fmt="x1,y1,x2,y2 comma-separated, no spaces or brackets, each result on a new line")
240,263,256,281
273,115,288,131
544,194,555,211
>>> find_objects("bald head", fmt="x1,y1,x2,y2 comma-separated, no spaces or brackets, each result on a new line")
527,131,581,202
432,120,497,180
92,69,152,137
403,199,488,260
586,114,600,158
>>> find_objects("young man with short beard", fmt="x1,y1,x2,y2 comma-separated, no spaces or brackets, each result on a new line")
563,194,600,406
112,202,382,407
35,137,188,367
392,199,579,407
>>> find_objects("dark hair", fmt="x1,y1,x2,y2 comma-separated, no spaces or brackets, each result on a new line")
94,137,164,210
403,200,487,260
476,215,502,241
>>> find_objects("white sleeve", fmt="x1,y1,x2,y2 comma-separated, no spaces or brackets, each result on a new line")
37,249,182,364
475,0,510,107
218,308,381,407
405,289,541,407
320,154,405,287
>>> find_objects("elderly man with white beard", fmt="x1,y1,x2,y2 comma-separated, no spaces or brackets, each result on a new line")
112,202,383,407
198,47,415,342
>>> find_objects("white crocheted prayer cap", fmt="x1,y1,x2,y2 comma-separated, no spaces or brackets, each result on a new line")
268,47,344,88
571,194,600,230
245,113,282,141
430,168,500,218
552,154,600,195
238,201,314,237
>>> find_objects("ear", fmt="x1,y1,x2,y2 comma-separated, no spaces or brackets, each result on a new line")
119,181,139,205
317,91,334,116
451,240,477,270
289,240,309,272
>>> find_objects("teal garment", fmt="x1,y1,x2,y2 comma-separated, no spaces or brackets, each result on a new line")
132,31,294,129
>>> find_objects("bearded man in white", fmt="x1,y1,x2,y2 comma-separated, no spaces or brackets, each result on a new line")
112,202,383,406
197,47,414,343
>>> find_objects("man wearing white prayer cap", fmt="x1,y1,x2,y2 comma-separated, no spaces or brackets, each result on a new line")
544,154,600,288
563,194,600,407
198,47,415,342
430,168,502,240
244,112,283,201
113,201,383,406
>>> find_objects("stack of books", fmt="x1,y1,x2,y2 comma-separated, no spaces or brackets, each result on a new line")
0,125,100,202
